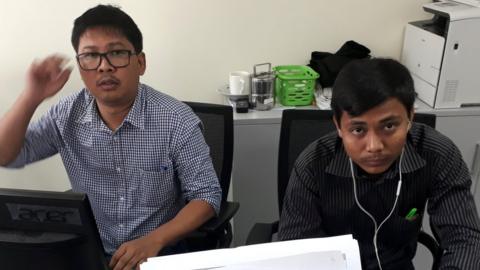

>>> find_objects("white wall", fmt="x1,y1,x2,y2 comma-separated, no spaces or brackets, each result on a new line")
0,0,431,191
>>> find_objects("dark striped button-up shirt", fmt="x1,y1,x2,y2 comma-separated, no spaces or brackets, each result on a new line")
278,122,480,270
6,84,222,255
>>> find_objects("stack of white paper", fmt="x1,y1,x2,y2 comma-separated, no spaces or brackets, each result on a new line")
140,234,361,270
216,251,346,270
452,0,480,8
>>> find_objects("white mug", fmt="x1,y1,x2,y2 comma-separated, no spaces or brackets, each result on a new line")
229,71,251,95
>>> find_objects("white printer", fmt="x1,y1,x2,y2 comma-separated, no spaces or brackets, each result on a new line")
401,1,480,108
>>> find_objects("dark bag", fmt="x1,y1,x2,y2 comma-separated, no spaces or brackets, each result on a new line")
309,40,371,87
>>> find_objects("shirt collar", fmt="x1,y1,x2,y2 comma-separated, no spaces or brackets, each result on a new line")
123,84,145,129
325,135,426,179
76,84,145,130
77,90,95,125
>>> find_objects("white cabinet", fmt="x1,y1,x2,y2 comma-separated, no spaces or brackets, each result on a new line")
436,115,480,177
232,114,281,246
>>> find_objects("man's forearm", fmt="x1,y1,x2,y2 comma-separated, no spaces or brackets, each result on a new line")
0,91,41,165
0,55,71,166
147,200,215,250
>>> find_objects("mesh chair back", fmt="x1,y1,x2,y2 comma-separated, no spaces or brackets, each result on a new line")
184,102,233,202
277,110,435,214
413,113,436,130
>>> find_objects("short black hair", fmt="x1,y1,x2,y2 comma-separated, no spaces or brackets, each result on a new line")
71,4,143,53
331,58,415,124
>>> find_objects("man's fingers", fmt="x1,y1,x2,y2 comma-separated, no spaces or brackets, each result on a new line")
109,246,127,268
55,66,72,87
40,55,70,78
114,252,146,270
29,54,70,83
116,252,138,270
122,257,138,270
112,249,144,270
45,54,69,69
136,258,148,270
113,253,131,270
125,254,146,270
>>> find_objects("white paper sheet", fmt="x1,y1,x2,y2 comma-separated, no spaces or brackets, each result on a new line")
451,0,480,7
217,251,346,270
140,235,361,270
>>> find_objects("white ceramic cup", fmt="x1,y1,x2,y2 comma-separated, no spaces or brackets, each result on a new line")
229,71,251,95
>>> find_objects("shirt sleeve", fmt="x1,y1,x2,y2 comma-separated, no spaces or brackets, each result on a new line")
428,140,480,269
278,156,326,240
6,107,62,168
171,118,222,215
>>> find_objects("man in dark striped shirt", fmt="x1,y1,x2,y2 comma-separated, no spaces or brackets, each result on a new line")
278,58,480,269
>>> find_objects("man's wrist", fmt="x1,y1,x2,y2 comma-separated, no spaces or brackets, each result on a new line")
20,89,44,108
147,229,169,252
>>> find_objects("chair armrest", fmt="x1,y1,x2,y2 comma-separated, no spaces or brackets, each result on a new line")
245,221,279,245
418,230,442,269
197,201,239,233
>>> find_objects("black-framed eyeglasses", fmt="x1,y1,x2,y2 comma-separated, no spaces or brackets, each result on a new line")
76,49,138,71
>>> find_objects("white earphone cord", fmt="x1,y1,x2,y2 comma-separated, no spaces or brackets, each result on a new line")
349,149,404,270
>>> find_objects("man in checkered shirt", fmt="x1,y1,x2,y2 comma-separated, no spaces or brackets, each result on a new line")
0,5,221,270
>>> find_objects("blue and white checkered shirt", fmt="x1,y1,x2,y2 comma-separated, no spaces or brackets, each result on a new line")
7,83,222,255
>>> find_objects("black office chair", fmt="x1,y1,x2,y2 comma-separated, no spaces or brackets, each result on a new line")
246,109,442,269
183,101,240,251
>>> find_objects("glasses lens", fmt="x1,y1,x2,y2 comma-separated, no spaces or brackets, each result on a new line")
106,50,130,68
78,53,101,70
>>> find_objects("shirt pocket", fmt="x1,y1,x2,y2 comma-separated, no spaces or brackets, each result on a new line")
383,213,423,248
138,167,179,207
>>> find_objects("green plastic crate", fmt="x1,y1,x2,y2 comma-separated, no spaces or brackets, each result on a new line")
274,65,319,106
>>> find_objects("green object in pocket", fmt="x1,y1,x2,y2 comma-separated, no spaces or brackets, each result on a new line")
405,207,418,221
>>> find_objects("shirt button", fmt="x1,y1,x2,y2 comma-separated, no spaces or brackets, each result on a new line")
119,196,125,201
119,224,124,228
113,136,119,141
116,167,121,172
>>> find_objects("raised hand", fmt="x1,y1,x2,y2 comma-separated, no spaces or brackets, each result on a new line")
25,54,72,103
